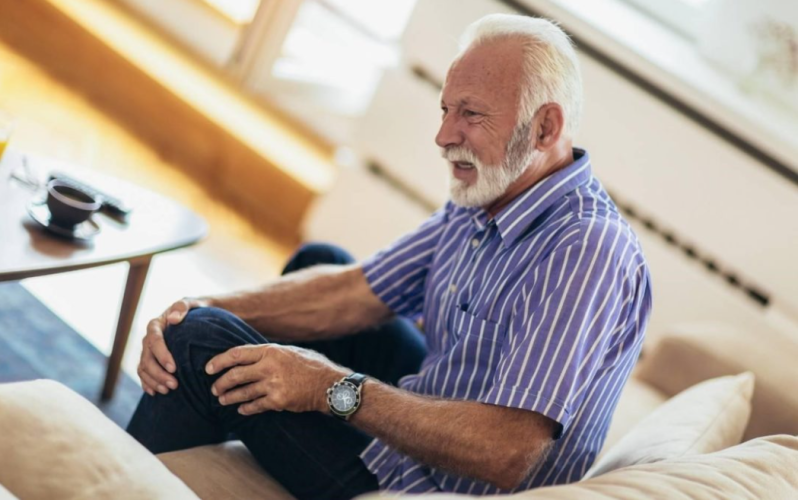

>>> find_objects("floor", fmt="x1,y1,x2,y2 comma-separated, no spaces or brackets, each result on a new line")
0,38,293,386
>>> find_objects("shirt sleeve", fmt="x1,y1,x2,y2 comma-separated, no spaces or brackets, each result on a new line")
362,204,450,318
479,219,640,437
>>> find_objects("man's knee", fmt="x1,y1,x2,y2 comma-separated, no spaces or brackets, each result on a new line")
283,242,356,274
163,307,240,357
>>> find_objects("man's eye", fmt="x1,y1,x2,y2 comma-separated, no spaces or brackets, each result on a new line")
441,107,448,116
463,110,480,118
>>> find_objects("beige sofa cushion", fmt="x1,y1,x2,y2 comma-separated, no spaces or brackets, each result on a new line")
358,435,798,499
636,322,798,440
586,372,754,478
0,380,198,500
159,441,294,500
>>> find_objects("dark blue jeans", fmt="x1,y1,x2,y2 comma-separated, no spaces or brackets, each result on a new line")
127,243,427,500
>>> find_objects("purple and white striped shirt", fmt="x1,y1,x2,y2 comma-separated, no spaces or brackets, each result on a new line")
360,149,652,495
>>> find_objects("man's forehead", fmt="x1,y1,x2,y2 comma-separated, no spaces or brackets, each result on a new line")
439,92,491,108
442,42,523,107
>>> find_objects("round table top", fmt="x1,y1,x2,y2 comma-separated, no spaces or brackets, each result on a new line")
0,150,208,281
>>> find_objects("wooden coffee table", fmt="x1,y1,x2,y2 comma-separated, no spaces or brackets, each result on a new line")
0,150,207,400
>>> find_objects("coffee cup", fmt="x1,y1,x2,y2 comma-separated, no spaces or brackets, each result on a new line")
46,179,101,228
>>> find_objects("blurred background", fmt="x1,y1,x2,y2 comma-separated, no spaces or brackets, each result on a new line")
0,0,796,390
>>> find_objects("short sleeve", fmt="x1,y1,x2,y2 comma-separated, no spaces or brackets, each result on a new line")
479,221,640,436
362,205,450,318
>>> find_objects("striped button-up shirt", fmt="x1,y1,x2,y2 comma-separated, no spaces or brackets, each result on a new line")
360,149,653,495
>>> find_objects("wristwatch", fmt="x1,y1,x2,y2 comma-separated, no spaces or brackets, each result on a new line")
327,373,367,420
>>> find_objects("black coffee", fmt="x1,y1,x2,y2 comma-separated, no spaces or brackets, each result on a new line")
54,186,94,204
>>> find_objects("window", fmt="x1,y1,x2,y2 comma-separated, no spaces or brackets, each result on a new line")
201,0,261,25
622,0,712,40
270,0,417,115
119,0,418,143
256,0,419,142
117,0,262,67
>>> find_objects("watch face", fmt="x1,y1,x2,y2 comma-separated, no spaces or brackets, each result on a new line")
331,384,358,413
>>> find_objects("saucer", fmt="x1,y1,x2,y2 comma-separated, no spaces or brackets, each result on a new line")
26,199,101,241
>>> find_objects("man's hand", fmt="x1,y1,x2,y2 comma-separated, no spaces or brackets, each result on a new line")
138,297,208,396
207,344,348,415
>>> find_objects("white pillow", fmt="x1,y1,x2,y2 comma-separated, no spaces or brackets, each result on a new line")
597,378,667,460
584,372,754,479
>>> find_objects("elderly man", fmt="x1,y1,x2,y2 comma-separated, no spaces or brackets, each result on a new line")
128,13,652,499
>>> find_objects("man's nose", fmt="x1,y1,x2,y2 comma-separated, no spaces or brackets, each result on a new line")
435,114,463,149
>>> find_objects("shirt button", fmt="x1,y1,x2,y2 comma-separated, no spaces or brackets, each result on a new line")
471,238,480,248
449,283,457,293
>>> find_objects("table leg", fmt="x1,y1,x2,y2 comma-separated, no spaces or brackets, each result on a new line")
101,256,152,401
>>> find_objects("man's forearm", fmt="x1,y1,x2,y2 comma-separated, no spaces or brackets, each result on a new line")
349,381,555,490
203,264,392,342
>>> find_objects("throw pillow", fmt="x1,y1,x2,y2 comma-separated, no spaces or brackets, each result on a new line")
584,372,754,479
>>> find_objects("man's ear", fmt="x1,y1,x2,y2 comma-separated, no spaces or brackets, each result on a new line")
533,103,565,151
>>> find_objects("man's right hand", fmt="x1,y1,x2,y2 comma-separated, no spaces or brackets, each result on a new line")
138,297,208,396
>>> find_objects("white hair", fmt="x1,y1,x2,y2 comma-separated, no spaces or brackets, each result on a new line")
457,14,583,138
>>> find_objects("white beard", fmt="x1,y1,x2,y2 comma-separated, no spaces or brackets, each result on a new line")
442,122,539,208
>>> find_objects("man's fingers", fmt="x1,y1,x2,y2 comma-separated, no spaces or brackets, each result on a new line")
145,320,175,374
206,345,263,375
137,367,159,396
213,366,260,397
238,396,275,415
166,306,186,324
141,348,178,389
212,365,254,396
218,381,265,406
137,364,162,396
146,322,177,374
165,298,199,325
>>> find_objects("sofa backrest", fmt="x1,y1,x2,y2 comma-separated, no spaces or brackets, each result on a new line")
635,322,798,440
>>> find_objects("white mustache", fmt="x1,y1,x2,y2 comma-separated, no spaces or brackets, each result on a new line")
441,147,481,167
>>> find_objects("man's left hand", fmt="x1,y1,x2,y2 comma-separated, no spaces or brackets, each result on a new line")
206,344,347,415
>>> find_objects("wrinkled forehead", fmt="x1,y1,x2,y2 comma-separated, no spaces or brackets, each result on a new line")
442,39,524,109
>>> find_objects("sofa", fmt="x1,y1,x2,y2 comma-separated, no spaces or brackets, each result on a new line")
1,322,797,499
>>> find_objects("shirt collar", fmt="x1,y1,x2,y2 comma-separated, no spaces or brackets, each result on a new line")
470,148,592,246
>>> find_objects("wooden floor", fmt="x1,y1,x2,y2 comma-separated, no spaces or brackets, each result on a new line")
0,38,294,385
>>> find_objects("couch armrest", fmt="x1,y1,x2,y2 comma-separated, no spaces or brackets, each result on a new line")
635,323,798,440
0,380,198,500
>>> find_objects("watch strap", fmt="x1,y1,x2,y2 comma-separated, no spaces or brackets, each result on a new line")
345,372,367,387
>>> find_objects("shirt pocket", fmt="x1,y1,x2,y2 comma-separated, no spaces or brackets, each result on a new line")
434,306,508,400
450,305,506,344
